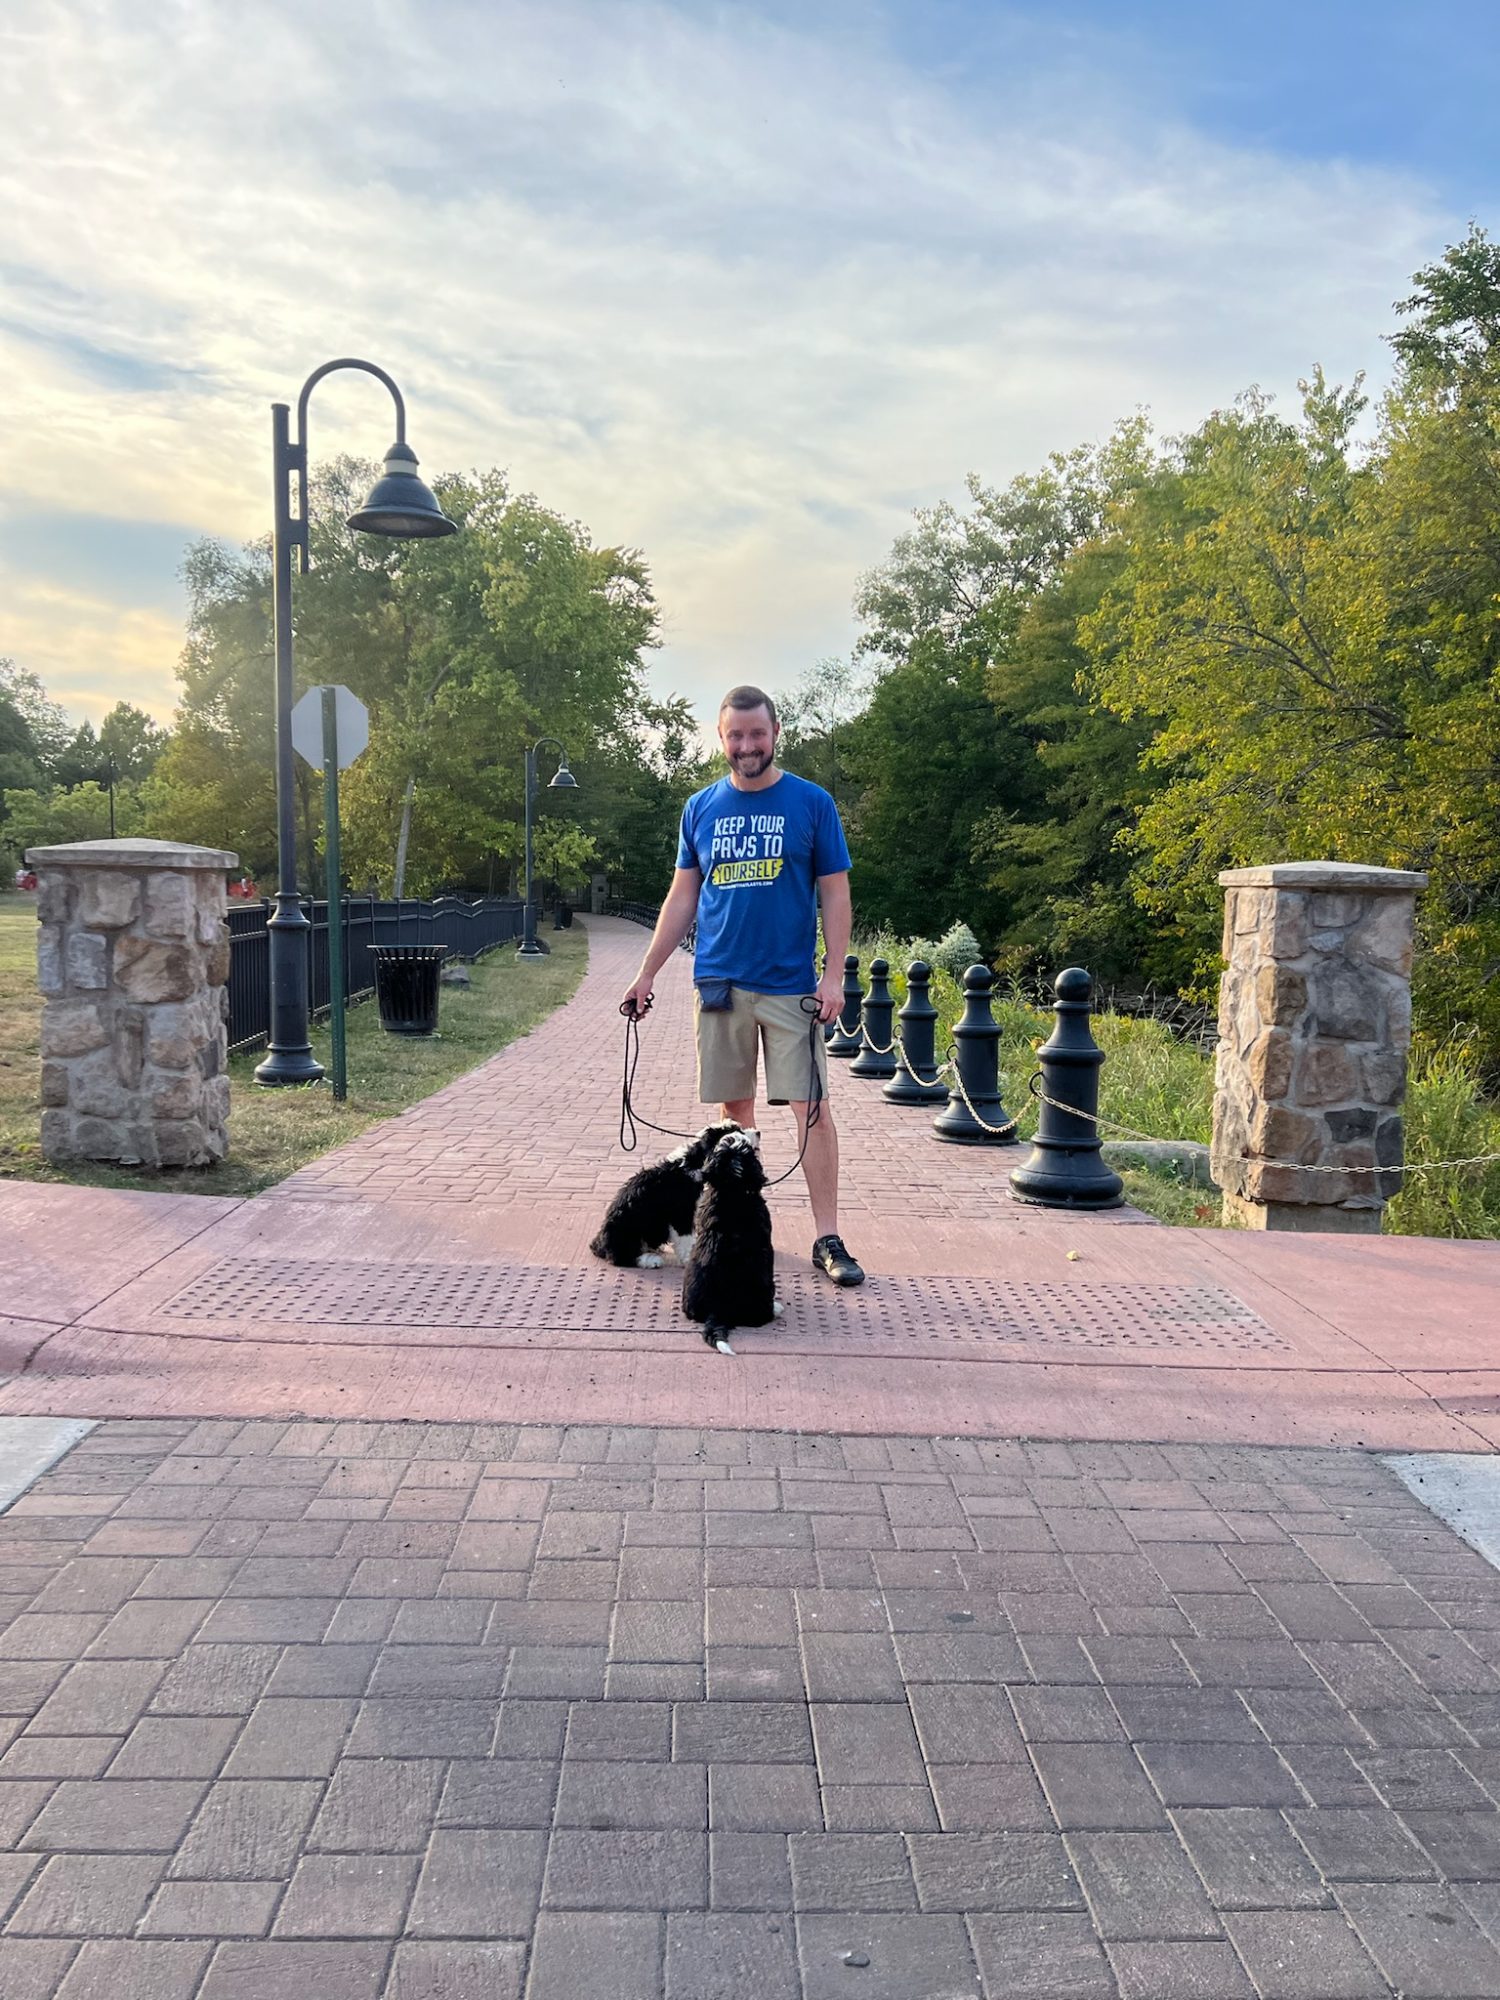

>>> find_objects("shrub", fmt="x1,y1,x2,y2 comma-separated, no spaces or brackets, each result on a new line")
931,921,985,981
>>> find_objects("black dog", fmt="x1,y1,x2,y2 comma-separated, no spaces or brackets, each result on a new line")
681,1128,783,1354
590,1120,743,1269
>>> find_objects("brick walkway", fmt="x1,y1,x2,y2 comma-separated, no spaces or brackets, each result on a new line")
3,916,1499,1447
6,918,1500,1993
4,1417,1500,1997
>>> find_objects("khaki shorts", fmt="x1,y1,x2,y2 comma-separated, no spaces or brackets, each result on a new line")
695,987,830,1105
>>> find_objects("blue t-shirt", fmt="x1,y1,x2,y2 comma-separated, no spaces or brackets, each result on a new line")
676,771,852,994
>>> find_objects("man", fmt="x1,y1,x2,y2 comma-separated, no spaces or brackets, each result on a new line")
621,685,865,1287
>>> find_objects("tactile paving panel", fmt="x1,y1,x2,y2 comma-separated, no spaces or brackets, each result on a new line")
159,1259,1288,1354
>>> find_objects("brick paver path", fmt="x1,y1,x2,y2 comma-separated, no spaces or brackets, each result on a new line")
6,1415,1500,1997
267,915,1135,1231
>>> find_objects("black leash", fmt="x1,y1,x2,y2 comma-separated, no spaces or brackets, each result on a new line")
763,996,825,1187
617,994,826,1183
619,998,696,1153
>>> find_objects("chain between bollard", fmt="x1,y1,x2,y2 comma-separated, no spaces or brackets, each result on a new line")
1025,1080,1500,1178
939,1043,1021,1138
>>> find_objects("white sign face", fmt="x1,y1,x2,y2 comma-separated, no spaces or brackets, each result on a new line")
290,685,370,771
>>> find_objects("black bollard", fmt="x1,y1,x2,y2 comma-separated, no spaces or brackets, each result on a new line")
828,954,864,1058
1009,967,1125,1208
883,959,949,1106
850,959,897,1079
932,964,1017,1145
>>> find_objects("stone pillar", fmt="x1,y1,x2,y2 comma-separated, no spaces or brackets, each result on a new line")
1212,862,1426,1233
28,837,238,1170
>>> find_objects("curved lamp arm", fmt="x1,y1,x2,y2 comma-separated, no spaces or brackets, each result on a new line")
291,358,408,573
531,734,569,761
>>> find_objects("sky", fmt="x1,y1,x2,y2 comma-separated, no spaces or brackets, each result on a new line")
2,0,1496,734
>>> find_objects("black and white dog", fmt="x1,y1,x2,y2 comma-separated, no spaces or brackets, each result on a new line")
589,1120,743,1270
681,1128,783,1354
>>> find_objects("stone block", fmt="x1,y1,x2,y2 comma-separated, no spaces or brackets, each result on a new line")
1310,892,1364,926
205,1076,231,1126
1249,1106,1322,1165
155,1118,213,1167
114,1014,145,1089
1232,977,1262,1055
1296,1042,1360,1106
1265,892,1309,960
36,875,73,925
37,930,64,995
40,1063,69,1109
65,930,109,989
40,1109,73,1158
147,1004,201,1072
40,1000,110,1059
1245,1030,1293,1102
145,873,195,940
72,1114,133,1162
1308,929,1345,953
1324,1107,1377,1144
70,1049,130,1121
152,1073,204,1123
115,939,202,1004
76,869,140,929
1310,965,1379,1042
1349,896,1415,974
206,937,231,987
1362,1050,1407,1105
1254,966,1306,1028
1387,981,1412,1046
1231,889,1264,935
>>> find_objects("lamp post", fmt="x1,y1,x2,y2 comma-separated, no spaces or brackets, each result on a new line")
255,359,458,1086
518,736,578,959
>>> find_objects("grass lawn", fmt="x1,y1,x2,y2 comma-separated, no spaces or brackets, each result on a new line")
0,894,587,1199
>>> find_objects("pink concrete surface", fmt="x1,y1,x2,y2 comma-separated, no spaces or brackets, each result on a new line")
0,916,1495,1448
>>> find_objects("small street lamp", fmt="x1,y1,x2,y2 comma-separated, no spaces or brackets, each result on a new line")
518,736,578,959
255,358,458,1086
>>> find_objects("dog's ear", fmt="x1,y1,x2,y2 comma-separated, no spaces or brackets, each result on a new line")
743,1128,761,1149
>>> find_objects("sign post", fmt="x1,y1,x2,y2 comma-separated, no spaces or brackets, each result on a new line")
321,687,347,1101
291,685,370,1104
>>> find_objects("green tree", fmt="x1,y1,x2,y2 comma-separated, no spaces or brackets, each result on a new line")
143,461,676,899
845,423,1154,951
3,781,144,856
0,664,45,807
0,660,69,776
776,656,865,803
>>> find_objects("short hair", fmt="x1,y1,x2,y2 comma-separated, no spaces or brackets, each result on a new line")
718,685,778,729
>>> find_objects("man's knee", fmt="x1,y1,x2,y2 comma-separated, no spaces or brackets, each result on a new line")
722,1098,756,1124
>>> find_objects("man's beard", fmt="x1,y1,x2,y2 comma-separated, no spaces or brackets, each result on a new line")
730,749,773,776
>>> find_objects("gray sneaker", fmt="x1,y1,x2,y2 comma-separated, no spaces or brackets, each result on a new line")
812,1235,865,1287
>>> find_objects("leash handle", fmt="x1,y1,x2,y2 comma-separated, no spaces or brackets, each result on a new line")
619,1005,694,1153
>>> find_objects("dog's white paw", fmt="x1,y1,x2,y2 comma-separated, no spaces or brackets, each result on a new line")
667,1231,694,1265
635,1252,666,1269
714,1338,736,1355
772,1298,785,1318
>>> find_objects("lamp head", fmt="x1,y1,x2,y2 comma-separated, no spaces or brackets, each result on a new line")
347,442,458,540
548,754,579,790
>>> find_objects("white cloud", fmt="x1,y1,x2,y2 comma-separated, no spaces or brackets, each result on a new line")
0,0,1455,731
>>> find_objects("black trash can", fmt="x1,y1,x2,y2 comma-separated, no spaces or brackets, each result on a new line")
370,945,447,1036
553,901,573,931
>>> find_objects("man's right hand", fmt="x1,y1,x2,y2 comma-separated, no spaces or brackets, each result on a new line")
621,973,655,1018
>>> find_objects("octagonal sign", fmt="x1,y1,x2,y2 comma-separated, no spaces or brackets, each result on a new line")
290,685,369,771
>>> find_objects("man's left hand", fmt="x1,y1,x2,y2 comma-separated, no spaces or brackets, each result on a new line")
815,972,843,1025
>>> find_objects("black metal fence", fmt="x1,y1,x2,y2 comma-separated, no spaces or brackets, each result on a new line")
226,895,526,1056
606,899,695,952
